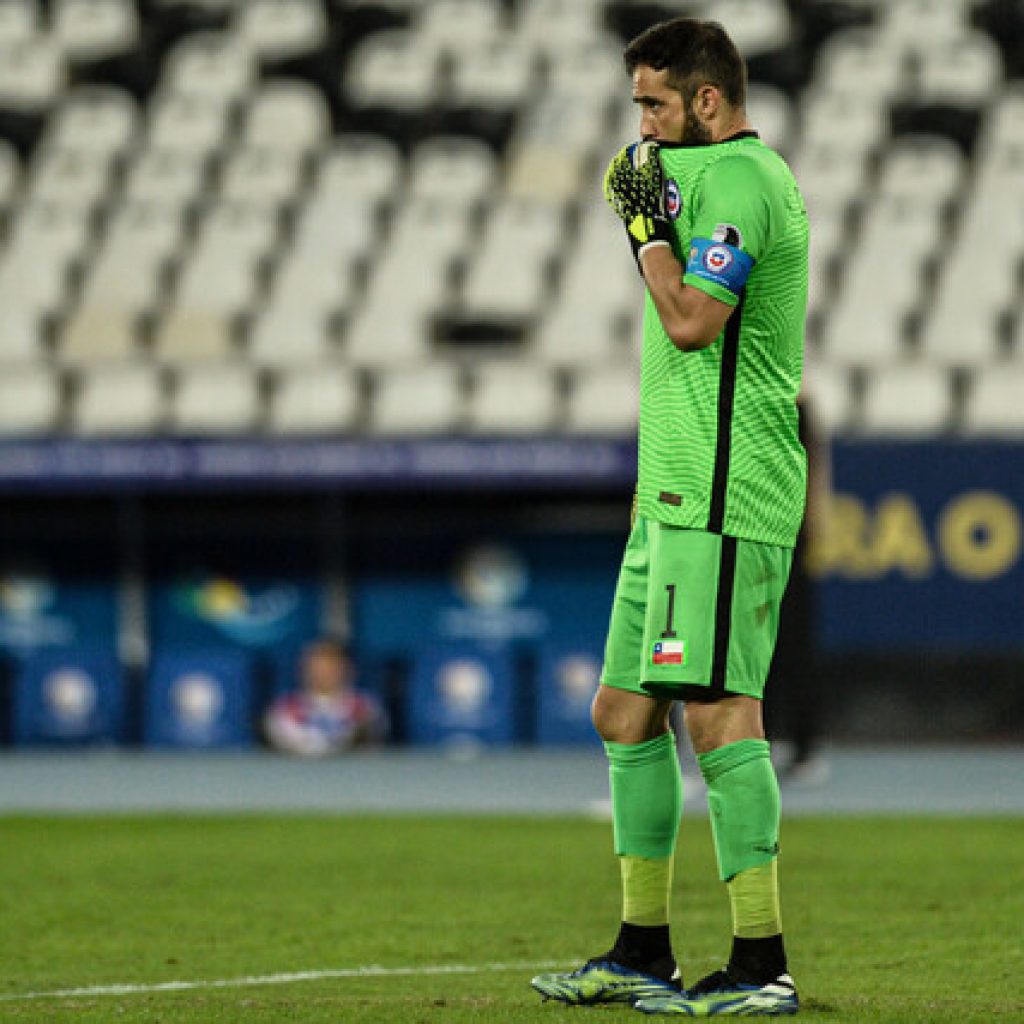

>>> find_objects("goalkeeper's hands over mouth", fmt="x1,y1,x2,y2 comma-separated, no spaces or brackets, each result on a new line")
603,140,673,270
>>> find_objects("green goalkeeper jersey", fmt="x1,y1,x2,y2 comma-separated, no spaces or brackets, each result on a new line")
636,131,809,548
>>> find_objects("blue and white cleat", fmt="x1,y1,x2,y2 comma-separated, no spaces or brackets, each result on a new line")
531,955,681,1006
633,968,798,1016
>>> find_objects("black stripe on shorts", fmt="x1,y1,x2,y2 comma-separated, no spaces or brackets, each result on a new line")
709,534,739,697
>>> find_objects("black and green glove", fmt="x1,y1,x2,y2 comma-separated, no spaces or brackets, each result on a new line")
603,140,673,268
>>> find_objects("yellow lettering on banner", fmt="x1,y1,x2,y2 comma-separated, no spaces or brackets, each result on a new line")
806,494,874,577
938,491,1021,580
869,494,935,578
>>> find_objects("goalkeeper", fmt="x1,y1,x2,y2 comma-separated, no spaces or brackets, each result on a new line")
532,16,809,1018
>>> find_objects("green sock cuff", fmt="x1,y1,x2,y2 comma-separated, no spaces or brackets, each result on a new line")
697,738,770,784
604,730,677,767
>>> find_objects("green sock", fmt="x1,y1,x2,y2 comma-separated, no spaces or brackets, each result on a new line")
604,732,683,861
697,738,781,883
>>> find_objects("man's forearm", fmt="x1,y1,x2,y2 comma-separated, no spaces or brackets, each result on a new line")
639,245,723,352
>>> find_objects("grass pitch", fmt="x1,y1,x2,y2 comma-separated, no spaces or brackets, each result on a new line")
0,814,1019,1022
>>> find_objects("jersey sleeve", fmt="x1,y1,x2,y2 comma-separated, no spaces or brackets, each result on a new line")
682,154,774,307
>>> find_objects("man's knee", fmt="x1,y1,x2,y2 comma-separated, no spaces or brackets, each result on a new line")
684,695,764,754
592,685,672,744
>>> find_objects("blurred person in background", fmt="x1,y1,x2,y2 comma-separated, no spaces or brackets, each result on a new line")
264,639,386,756
532,16,807,1018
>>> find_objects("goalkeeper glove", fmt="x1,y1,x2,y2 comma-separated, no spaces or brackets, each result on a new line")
603,140,673,268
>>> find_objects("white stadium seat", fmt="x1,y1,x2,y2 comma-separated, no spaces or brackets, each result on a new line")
123,148,207,207
407,137,497,208
962,366,1024,435
565,364,639,436
343,301,433,368
465,362,559,435
0,311,47,364
27,147,114,210
248,308,335,368
52,0,138,62
146,91,231,155
0,37,66,113
269,365,362,435
449,37,536,108
42,86,138,154
860,365,953,436
163,33,256,104
369,362,463,435
420,0,503,55
242,81,331,153
0,1,38,48
918,34,1003,107
73,363,165,435
315,135,403,206
171,364,261,435
234,0,328,61
815,29,906,101
0,364,61,436
217,147,305,208
344,30,441,112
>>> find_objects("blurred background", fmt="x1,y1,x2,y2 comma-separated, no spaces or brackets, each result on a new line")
0,0,1022,758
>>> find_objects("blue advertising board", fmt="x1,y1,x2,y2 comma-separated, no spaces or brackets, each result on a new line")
814,441,1024,653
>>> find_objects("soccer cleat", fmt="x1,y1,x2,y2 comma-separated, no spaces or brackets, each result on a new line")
632,968,799,1016
531,954,680,1006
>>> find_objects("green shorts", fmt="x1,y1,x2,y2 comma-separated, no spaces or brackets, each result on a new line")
600,517,793,701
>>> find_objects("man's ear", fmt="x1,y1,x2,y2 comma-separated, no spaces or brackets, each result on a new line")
694,83,720,120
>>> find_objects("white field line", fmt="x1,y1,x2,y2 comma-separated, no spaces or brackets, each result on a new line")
0,959,570,1003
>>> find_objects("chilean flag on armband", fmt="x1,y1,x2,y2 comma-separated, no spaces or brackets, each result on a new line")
652,641,685,666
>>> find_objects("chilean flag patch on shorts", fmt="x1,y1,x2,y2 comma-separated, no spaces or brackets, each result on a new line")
652,641,686,665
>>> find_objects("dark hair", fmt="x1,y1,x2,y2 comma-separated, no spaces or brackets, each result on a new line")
623,17,746,108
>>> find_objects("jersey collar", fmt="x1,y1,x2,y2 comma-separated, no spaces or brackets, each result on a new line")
656,129,761,150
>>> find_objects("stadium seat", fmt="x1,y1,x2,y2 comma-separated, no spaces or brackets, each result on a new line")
217,146,305,208
710,0,791,58
0,1,37,48
465,361,559,435
449,36,536,109
27,147,114,211
264,253,355,320
860,365,953,435
292,194,377,265
823,304,907,368
530,303,628,370
144,649,255,749
123,148,208,207
52,0,139,63
876,136,963,207
41,86,138,154
0,139,18,207
0,310,47,364
919,294,1004,368
803,360,856,435
153,308,236,366
344,299,434,368
883,0,970,47
268,364,362,434
746,84,795,154
369,362,463,435
0,37,65,115
248,307,334,367
547,37,623,104
917,33,1003,106
59,306,139,365
419,0,503,54
314,134,403,206
170,364,261,434
962,366,1024,434
12,649,125,746
564,364,639,436
344,29,442,114
234,0,328,61
73,362,165,435
814,28,906,101
0,364,62,435
162,32,256,104
241,81,331,153
407,136,497,208
146,90,231,155
515,0,605,54
799,89,889,151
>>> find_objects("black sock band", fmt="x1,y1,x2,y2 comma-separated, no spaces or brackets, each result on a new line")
612,922,673,971
728,934,787,985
